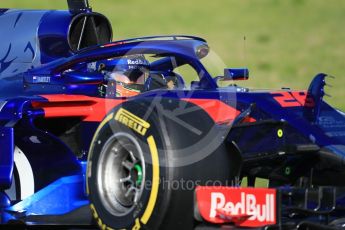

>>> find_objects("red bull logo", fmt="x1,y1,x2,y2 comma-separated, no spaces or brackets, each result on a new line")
196,186,276,227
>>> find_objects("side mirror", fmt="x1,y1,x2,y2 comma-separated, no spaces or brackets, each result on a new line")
216,68,249,81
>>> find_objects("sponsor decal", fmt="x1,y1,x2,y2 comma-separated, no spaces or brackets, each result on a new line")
196,186,276,227
33,76,51,83
127,59,147,65
115,108,150,136
90,204,115,230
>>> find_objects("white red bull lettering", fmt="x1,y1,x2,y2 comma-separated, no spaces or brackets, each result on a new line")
196,186,276,227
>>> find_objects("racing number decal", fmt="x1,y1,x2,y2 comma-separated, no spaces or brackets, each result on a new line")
271,91,315,107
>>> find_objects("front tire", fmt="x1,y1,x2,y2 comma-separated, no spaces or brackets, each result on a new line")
87,99,241,229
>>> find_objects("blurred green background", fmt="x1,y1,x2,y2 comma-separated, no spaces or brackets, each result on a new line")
2,0,345,109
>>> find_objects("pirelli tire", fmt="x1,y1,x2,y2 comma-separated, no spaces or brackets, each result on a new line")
87,98,241,230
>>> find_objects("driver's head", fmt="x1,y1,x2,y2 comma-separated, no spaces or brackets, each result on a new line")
95,55,150,97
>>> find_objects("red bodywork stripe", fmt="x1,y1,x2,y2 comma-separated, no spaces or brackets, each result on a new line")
33,95,125,122
101,42,125,48
33,96,255,124
183,99,255,124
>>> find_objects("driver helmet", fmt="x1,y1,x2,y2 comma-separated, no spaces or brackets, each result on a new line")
91,55,150,97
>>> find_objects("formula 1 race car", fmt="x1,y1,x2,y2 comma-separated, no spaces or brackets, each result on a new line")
1,1,345,229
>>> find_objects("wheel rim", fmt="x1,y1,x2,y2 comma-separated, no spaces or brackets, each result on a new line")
97,133,146,216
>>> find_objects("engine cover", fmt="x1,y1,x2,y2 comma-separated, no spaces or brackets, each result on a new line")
0,9,112,78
